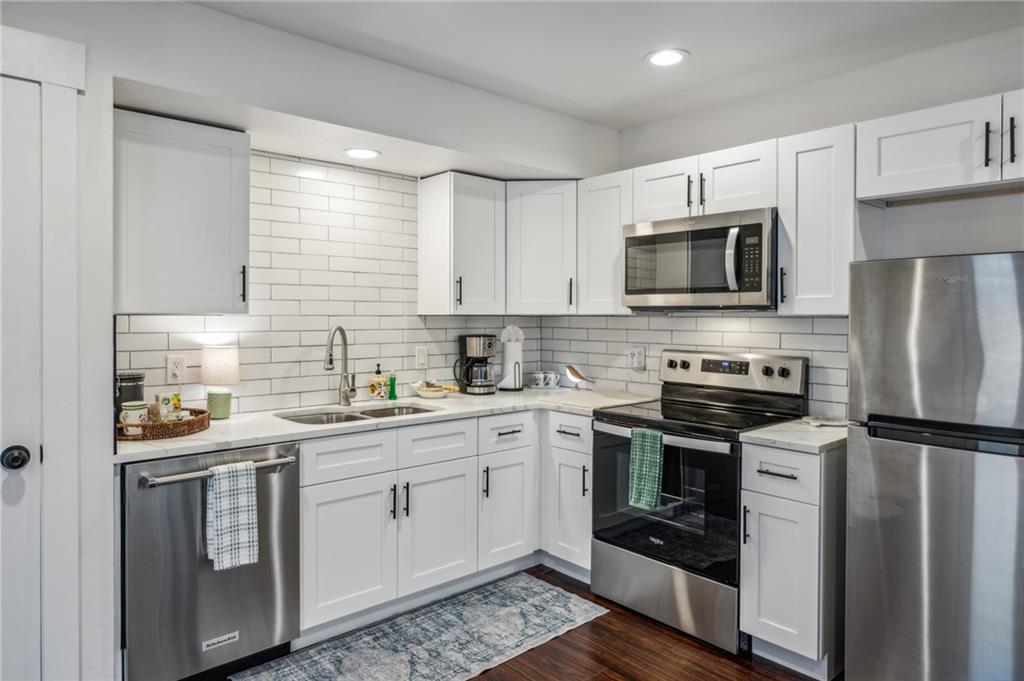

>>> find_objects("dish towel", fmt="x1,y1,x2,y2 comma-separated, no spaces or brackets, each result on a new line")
206,461,259,571
629,428,664,511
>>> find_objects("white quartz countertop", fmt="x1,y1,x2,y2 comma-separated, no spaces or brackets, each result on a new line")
113,388,652,464
739,419,848,454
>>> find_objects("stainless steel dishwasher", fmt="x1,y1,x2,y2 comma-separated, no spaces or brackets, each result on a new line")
122,443,299,681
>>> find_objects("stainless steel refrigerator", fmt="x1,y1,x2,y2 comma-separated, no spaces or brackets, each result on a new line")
847,252,1024,681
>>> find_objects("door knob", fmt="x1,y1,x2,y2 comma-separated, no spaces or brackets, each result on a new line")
1,445,30,471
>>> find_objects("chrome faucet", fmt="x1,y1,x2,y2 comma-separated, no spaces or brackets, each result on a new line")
324,325,357,406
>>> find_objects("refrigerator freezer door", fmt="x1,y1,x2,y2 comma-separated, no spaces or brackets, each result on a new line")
849,252,1024,429
846,426,1024,681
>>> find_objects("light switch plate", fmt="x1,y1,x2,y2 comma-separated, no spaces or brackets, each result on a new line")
166,355,187,384
627,346,646,370
415,346,428,369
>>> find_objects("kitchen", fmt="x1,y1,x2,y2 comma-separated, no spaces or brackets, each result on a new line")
1,2,1023,680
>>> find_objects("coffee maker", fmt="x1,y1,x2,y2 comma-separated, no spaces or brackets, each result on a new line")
454,334,497,394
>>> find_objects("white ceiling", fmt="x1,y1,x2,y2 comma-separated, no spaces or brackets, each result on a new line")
201,1,1024,130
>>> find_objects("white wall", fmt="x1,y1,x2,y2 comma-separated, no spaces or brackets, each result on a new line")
2,1,619,178
620,24,1024,167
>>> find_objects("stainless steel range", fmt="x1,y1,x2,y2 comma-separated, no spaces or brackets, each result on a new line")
591,350,808,653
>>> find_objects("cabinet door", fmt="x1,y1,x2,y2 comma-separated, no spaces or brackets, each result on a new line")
577,171,632,315
856,94,1002,199
452,173,506,315
397,457,478,596
632,156,698,222
1003,89,1023,181
114,109,249,314
506,181,577,315
541,447,591,569
740,490,820,659
698,139,777,216
777,124,855,316
478,447,539,569
300,472,398,629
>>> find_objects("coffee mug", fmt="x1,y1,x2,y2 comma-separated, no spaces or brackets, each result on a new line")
544,371,560,388
530,372,546,388
119,401,149,435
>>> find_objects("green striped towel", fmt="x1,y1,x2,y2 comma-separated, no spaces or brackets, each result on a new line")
206,461,259,571
629,428,663,511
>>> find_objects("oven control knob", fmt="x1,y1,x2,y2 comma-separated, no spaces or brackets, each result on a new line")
680,360,690,370
761,366,774,377
777,367,791,378
666,359,678,369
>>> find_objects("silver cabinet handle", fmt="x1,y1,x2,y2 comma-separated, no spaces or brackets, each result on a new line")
141,456,296,489
756,467,798,480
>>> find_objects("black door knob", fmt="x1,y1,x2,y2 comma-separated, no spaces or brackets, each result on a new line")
778,367,791,378
1,445,31,471
761,366,774,377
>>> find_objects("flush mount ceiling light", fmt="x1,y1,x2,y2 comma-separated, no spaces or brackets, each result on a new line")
345,148,381,160
644,49,690,67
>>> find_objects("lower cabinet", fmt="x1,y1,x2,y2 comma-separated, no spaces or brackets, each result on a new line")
478,446,538,570
541,446,591,569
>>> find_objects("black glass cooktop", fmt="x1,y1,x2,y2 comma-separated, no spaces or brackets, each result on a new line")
594,399,793,441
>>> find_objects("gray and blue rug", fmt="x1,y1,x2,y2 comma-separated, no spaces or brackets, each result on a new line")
233,572,607,681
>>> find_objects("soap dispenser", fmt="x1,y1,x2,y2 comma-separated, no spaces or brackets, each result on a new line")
369,363,388,400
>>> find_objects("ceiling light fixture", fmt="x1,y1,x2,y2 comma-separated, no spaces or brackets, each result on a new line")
345,148,381,160
644,49,690,67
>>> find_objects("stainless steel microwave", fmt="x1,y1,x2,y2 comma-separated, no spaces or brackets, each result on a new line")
622,208,776,310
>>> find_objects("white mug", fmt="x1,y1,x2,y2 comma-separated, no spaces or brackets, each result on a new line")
544,371,560,388
119,401,149,435
530,372,546,388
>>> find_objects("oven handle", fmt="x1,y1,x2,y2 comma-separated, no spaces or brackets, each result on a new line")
593,421,732,454
724,226,739,292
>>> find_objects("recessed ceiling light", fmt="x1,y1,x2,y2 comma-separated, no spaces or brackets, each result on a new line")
644,49,690,67
345,148,381,160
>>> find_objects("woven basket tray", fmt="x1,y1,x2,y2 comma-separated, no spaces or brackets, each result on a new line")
116,408,210,441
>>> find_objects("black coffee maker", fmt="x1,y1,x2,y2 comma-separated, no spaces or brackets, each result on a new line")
454,334,497,394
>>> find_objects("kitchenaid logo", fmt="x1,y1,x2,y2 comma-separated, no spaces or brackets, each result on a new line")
201,631,239,652
648,536,665,546
939,275,969,284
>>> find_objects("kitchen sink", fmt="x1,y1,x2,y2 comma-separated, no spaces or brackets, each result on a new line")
276,411,369,425
359,406,437,418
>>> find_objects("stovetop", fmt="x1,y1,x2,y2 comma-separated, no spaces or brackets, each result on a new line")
593,399,794,441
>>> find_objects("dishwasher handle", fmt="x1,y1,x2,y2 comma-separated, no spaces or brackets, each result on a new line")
140,456,297,489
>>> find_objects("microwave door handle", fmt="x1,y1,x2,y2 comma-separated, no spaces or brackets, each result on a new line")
725,226,739,292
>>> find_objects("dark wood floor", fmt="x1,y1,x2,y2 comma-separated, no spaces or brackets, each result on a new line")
476,566,810,681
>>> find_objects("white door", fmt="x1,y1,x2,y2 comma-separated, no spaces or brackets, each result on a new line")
478,447,538,570
300,472,398,629
397,457,478,596
777,124,855,316
856,94,1003,199
452,173,506,315
698,139,778,215
541,447,591,569
1,75,43,680
1003,88,1023,181
506,181,577,315
740,490,821,659
632,156,698,222
577,171,632,315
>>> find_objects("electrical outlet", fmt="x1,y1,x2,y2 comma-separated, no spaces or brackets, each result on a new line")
166,355,187,384
415,346,428,369
627,346,646,370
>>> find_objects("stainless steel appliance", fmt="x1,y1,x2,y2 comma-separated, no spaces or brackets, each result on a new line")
454,334,497,394
847,252,1024,681
622,208,776,310
591,350,808,653
122,444,299,681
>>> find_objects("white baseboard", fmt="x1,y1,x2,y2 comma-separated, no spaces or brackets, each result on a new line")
539,552,590,584
752,637,837,681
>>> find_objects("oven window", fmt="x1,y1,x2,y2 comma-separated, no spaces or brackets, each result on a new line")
592,430,740,586
624,227,731,295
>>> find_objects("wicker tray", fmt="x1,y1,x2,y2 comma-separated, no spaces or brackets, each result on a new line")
116,408,210,441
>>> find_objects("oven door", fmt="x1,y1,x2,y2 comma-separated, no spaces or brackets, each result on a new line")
622,208,774,309
592,421,740,586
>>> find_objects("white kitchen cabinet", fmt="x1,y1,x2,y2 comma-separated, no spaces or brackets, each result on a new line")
300,429,397,486
541,446,591,570
632,156,699,222
1003,88,1023,181
856,94,1003,199
478,447,539,570
113,109,249,314
418,172,506,315
577,170,632,315
300,471,398,628
506,181,577,315
698,139,778,215
777,124,855,316
397,456,478,596
740,489,820,659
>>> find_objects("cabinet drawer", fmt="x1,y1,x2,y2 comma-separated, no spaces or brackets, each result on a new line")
300,430,397,486
546,412,593,454
742,444,820,505
397,418,478,468
479,412,537,454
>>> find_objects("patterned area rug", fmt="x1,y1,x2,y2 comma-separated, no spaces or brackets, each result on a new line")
232,572,607,681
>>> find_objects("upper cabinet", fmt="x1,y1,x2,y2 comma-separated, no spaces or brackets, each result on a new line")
1003,88,1023,182
698,139,778,215
506,181,577,315
114,110,249,314
777,124,855,317
856,94,1003,199
633,156,698,222
577,170,632,315
418,172,506,315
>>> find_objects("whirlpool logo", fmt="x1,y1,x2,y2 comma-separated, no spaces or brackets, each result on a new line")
648,536,665,546
939,275,969,284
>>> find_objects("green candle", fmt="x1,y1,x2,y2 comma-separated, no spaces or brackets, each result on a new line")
207,388,233,419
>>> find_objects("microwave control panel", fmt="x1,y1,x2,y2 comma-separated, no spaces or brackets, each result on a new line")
738,223,763,292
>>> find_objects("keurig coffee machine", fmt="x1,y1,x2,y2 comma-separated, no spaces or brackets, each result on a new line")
454,334,497,394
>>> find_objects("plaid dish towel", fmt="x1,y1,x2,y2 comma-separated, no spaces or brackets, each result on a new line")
206,461,258,571
629,428,663,511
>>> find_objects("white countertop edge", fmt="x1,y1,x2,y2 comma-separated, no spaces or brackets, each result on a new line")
739,419,848,455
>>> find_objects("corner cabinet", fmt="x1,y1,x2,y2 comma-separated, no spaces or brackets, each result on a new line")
506,181,577,315
577,171,632,315
417,172,506,315
113,109,249,314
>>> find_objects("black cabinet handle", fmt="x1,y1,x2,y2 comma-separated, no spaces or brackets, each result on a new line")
497,429,522,437
555,429,581,437
743,505,750,544
455,276,463,307
757,467,798,480
568,278,573,306
240,266,247,302
582,465,588,497
686,175,693,208
699,173,705,206
483,466,490,498
403,481,410,516
779,267,787,303
390,484,397,519
984,121,992,167
1011,116,1017,164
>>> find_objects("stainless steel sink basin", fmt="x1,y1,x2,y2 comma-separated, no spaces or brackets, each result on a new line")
277,412,369,425
359,406,436,418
